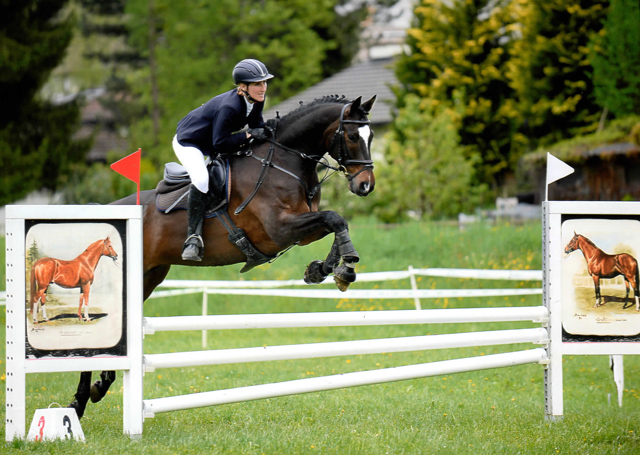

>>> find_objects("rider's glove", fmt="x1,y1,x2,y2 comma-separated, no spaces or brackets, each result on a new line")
247,128,270,142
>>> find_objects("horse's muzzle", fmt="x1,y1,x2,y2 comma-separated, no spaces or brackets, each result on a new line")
350,175,375,197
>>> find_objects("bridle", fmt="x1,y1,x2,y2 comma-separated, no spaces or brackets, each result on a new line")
234,102,374,214
331,103,374,181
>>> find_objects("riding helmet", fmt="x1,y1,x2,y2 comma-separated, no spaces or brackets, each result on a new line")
232,59,274,84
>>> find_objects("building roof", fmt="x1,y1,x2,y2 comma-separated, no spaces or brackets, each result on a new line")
265,57,398,125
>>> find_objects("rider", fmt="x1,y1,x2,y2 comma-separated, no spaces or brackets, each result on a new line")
173,59,274,261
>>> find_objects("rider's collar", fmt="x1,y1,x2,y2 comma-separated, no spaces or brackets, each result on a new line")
243,95,254,116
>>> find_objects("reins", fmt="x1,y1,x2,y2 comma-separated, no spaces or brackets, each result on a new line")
234,102,373,215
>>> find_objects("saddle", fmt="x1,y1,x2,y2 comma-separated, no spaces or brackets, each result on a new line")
155,160,228,217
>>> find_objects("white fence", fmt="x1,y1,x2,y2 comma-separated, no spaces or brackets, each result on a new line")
148,266,543,348
140,267,548,418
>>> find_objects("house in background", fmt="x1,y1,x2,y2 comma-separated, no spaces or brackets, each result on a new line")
521,141,640,203
265,0,414,128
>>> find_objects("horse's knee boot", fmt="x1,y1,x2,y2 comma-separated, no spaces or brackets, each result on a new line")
335,230,359,263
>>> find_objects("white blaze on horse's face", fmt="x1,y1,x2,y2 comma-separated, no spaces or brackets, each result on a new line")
358,125,371,151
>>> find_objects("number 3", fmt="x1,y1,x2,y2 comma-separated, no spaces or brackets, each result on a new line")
63,415,73,439
36,416,45,441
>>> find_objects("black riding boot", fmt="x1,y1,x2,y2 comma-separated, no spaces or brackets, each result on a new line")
182,185,207,261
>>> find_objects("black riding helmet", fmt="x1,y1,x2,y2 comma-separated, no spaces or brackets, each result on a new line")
232,59,274,84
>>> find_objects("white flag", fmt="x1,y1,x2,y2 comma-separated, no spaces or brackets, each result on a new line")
546,153,574,185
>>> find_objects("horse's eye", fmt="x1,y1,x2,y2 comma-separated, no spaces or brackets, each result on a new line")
347,132,359,142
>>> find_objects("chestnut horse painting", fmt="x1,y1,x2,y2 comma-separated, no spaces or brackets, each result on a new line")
564,232,640,311
29,237,118,324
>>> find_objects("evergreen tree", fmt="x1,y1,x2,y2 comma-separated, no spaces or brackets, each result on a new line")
590,0,640,117
508,0,608,149
396,0,522,188
0,0,90,206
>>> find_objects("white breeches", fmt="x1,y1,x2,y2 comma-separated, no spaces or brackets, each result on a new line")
172,135,209,193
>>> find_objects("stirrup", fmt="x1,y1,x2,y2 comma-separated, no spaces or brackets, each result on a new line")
182,234,203,261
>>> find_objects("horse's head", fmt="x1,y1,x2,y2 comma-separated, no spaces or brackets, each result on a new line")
102,237,118,263
325,95,377,197
564,232,580,255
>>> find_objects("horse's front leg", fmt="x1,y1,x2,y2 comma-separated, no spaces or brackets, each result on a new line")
593,276,602,307
273,210,359,291
78,284,91,321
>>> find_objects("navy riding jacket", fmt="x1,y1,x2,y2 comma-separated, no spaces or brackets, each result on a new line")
176,89,265,156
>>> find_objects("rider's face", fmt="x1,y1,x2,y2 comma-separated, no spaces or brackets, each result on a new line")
242,80,268,103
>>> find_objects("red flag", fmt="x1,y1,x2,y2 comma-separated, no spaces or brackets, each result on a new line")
111,148,141,204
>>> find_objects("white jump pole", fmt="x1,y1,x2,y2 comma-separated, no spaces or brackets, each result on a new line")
144,328,549,371
143,348,548,417
144,306,549,334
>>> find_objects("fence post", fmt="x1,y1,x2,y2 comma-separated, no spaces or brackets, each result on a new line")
408,265,421,310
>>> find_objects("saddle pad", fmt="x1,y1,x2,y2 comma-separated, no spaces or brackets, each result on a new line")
155,161,229,217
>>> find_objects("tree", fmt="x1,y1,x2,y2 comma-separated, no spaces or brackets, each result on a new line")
590,0,640,117
395,0,522,188
124,0,393,166
508,0,608,149
372,95,483,222
0,0,90,206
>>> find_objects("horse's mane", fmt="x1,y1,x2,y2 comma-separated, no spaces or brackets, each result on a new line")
577,234,599,250
278,95,352,124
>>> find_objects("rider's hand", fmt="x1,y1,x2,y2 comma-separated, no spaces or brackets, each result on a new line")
247,128,270,141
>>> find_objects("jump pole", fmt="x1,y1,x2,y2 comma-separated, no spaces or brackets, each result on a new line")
143,348,548,416
143,306,549,333
144,327,549,371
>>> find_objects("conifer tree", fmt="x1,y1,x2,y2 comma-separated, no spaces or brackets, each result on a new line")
0,0,90,205
590,0,640,117
396,0,521,187
508,0,608,148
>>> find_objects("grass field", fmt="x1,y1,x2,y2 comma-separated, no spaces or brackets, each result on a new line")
2,219,640,454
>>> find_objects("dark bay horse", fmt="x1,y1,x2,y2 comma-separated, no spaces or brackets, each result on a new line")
564,232,640,311
30,237,118,324
68,94,377,418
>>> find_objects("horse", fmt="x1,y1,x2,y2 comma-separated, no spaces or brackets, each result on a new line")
29,237,118,324
564,232,640,311
67,94,377,418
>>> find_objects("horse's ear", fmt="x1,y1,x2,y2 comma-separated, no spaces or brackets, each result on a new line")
349,96,362,113
361,95,376,114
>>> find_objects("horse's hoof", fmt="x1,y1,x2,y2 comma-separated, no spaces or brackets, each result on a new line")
90,381,106,403
304,260,328,284
334,275,351,292
68,400,86,419
334,262,357,292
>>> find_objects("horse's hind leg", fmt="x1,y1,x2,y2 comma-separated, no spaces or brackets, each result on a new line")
623,279,632,309
90,371,116,403
68,371,92,419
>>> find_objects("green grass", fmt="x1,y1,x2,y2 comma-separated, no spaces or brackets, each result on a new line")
3,220,640,454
